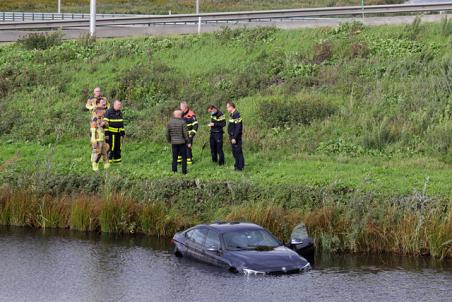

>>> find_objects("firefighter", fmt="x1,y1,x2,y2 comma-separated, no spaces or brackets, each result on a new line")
86,87,110,114
227,101,245,171
90,107,110,171
180,101,198,165
207,105,226,165
104,100,125,164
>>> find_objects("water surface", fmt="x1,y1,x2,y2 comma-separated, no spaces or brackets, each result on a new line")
0,227,451,302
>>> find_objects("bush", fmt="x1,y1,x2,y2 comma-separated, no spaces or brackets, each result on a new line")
362,117,403,150
313,40,333,64
17,31,63,50
257,93,337,127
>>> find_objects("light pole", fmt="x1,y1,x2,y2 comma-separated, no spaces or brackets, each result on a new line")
196,0,201,34
361,0,365,21
58,0,61,14
90,0,96,37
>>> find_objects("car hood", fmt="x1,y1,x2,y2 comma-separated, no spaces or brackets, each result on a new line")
225,246,308,271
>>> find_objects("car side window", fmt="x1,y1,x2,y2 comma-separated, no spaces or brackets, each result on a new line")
204,230,221,250
186,228,208,245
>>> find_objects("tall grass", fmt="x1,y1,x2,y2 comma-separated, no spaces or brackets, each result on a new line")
1,187,449,259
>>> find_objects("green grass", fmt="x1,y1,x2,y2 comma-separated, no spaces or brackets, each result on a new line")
0,21,451,258
0,0,404,14
0,140,451,198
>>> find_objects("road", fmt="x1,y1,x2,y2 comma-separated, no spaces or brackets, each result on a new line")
0,13,450,42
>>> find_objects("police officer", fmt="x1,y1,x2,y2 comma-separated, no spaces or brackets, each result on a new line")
180,101,198,165
86,87,110,114
207,105,226,165
227,102,245,171
104,100,125,164
90,107,110,171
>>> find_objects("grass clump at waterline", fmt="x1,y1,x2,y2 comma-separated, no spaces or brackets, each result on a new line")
0,21,451,259
0,187,450,260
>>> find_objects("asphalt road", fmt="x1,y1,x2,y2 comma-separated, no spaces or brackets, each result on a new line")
0,13,450,42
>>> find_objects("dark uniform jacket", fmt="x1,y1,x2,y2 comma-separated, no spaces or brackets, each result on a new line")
182,109,199,137
228,110,243,140
210,110,226,133
104,108,125,136
166,118,190,145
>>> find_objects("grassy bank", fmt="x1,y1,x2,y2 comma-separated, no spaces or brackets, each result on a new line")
0,1,404,14
0,20,451,258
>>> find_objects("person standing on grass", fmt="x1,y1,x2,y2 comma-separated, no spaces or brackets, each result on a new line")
227,101,245,171
90,107,110,171
166,110,191,174
180,101,199,165
86,87,110,115
104,100,125,164
207,104,226,166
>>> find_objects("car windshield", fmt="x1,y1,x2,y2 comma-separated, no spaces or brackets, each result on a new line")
222,229,281,251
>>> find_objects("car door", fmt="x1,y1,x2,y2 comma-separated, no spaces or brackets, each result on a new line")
184,228,208,262
203,230,229,268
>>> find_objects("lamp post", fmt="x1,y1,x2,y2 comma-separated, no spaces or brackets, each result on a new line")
196,0,201,34
58,0,61,14
90,0,96,37
361,0,365,21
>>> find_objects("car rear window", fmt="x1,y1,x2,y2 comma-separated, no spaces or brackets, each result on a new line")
186,228,208,245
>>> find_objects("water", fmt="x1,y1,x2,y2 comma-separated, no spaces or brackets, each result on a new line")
0,227,451,302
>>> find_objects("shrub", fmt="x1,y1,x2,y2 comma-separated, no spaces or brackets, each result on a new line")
403,15,423,40
257,93,337,127
362,117,403,150
17,31,63,50
313,40,333,64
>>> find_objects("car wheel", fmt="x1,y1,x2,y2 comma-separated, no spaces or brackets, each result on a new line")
228,267,238,274
173,246,183,258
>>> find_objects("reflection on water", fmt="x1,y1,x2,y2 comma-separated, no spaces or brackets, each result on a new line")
0,226,451,302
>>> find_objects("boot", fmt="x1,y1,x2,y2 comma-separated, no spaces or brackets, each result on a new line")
92,162,99,171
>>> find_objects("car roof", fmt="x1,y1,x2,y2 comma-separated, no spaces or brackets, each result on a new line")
193,222,264,233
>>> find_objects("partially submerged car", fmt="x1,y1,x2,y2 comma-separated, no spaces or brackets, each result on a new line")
171,222,314,275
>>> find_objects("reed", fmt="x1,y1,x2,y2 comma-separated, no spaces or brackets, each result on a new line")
0,185,450,259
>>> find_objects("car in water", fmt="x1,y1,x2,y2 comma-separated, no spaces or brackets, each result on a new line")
171,222,313,275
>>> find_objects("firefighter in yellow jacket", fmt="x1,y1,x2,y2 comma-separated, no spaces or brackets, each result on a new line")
86,87,110,115
90,107,110,171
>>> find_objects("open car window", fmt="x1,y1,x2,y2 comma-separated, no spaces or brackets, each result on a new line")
222,229,281,251
186,228,208,245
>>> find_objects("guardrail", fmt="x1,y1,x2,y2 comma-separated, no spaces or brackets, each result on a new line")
0,2,451,30
0,12,135,22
